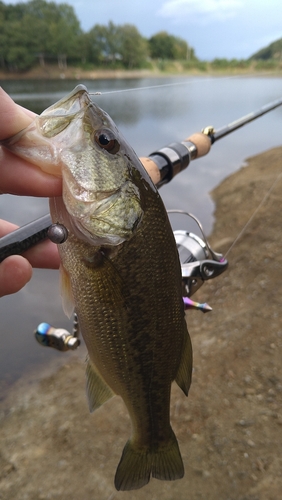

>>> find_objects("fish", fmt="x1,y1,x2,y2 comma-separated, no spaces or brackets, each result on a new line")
2,85,193,491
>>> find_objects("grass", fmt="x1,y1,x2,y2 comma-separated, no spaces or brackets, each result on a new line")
0,59,281,80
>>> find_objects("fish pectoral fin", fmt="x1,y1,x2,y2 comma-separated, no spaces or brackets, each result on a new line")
86,359,114,412
59,264,75,318
175,325,193,396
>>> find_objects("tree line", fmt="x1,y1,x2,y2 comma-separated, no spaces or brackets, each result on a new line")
0,0,197,71
250,37,282,62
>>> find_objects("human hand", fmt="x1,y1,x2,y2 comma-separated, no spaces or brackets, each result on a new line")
0,87,62,297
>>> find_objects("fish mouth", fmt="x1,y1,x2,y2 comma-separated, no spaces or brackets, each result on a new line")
65,181,143,246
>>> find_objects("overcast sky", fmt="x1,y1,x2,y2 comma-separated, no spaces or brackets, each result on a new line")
5,0,282,60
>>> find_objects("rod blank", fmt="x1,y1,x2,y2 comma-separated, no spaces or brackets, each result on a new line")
211,97,282,142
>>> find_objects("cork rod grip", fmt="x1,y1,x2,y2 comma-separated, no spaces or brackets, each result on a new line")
140,132,211,185
185,133,211,158
140,157,161,185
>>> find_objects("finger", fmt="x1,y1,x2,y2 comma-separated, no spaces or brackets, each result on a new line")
0,148,62,196
0,88,62,196
0,219,18,236
23,239,60,269
0,219,60,269
0,255,32,297
0,87,35,140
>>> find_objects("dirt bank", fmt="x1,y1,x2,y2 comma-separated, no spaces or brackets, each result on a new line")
0,146,282,499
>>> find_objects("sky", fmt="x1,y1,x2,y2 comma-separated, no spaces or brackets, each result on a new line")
5,0,282,60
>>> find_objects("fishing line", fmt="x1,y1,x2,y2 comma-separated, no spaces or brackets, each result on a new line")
224,170,282,258
89,73,249,97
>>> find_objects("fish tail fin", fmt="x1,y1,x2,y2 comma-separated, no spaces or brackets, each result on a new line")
152,429,184,482
114,440,152,491
114,429,184,491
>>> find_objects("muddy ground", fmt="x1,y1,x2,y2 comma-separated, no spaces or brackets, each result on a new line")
0,147,282,500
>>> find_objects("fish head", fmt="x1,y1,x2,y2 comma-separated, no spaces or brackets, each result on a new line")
3,85,154,245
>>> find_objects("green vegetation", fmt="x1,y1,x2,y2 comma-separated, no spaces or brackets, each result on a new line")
148,31,196,61
0,0,82,70
250,38,282,61
83,21,150,69
0,0,195,72
0,0,281,75
210,58,252,70
209,55,282,73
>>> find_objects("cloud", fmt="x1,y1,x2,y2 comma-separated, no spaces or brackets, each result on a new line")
158,0,243,24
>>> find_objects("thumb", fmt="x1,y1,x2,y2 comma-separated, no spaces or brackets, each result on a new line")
0,87,35,141
0,255,32,297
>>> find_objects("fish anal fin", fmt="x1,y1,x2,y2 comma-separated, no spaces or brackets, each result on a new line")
59,264,74,318
86,359,114,413
114,429,184,491
175,325,193,396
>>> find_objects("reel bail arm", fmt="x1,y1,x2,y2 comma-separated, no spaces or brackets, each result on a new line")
171,211,228,305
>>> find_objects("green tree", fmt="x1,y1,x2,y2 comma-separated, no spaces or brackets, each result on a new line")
87,22,122,65
0,0,82,71
173,36,195,60
86,22,149,69
250,38,282,61
42,2,82,66
149,31,175,59
82,28,104,65
118,24,149,68
148,31,194,60
86,23,114,64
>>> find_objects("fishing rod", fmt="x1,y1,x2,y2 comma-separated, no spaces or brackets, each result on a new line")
141,96,282,186
1,95,281,262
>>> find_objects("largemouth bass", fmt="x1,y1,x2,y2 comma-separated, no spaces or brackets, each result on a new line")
3,85,192,491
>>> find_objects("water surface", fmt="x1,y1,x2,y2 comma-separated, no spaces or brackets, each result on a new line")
0,75,281,389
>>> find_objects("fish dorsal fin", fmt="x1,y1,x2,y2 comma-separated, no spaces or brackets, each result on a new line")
86,359,114,413
59,264,74,318
175,325,193,396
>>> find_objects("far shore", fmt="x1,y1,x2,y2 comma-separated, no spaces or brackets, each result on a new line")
0,64,281,81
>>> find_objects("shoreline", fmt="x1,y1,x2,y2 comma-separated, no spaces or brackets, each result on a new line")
0,65,281,81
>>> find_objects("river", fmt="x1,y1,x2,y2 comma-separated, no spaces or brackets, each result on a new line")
0,75,281,392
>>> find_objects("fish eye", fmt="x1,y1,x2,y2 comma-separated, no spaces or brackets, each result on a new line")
94,129,120,154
